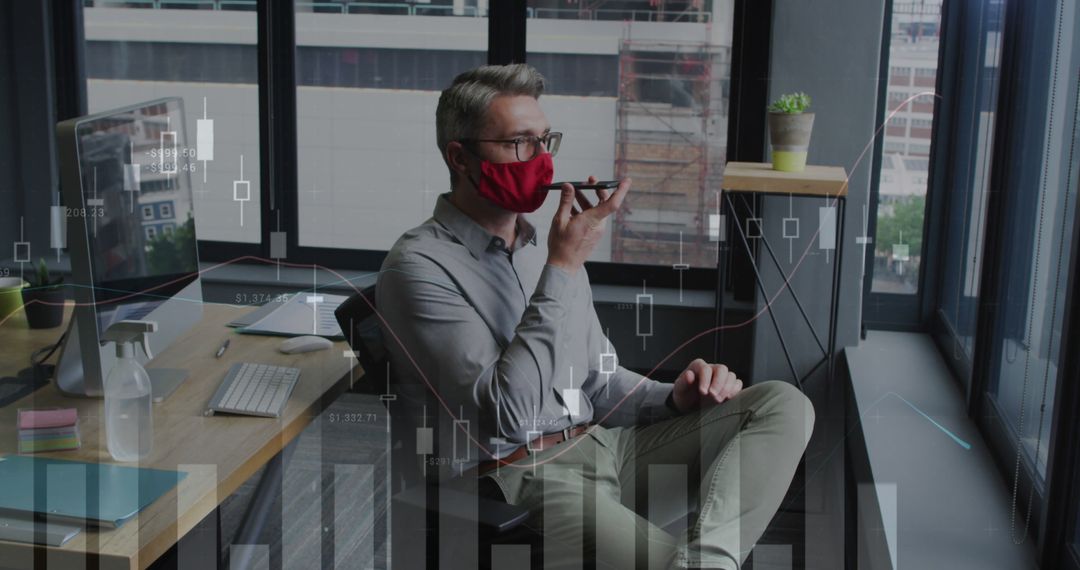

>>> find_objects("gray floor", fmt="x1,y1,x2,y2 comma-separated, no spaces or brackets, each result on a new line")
216,393,390,569
847,331,1037,569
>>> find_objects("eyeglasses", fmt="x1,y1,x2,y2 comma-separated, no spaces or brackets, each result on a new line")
462,131,563,162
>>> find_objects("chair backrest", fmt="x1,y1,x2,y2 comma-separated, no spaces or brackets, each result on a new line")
334,285,388,381
334,284,425,492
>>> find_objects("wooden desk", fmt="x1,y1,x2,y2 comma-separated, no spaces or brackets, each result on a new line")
0,302,359,569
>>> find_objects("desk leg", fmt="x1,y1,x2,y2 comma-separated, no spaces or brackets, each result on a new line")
740,195,828,357
714,190,729,363
724,193,802,389
217,507,223,569
827,198,846,382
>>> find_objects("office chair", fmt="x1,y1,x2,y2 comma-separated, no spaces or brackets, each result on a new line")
335,285,535,569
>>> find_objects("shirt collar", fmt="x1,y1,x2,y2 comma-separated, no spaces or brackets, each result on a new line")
433,192,537,258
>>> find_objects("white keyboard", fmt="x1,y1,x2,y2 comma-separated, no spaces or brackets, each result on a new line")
206,362,301,418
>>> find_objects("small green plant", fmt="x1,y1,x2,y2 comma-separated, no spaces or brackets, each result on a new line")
768,92,812,114
28,258,62,289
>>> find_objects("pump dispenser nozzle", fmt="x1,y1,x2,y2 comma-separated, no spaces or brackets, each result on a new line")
102,320,158,359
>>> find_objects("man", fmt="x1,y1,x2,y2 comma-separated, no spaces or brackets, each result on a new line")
377,64,814,569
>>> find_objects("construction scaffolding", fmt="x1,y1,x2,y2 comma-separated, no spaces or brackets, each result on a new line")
612,33,730,267
527,0,713,22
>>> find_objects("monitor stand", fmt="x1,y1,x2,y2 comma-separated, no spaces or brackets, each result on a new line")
149,369,189,403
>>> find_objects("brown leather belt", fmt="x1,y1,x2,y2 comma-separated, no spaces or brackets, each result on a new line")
476,423,592,476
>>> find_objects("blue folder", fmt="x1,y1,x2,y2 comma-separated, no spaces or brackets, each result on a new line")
0,455,186,528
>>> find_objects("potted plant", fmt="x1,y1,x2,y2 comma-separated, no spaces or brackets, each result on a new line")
21,258,65,329
767,92,814,172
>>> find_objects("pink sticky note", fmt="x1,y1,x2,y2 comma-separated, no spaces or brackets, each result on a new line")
18,408,78,430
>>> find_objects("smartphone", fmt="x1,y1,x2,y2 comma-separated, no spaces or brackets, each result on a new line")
544,180,620,191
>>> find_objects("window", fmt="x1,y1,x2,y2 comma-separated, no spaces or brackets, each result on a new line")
983,0,1077,489
83,2,262,243
295,47,490,91
870,0,941,296
976,0,1080,560
902,157,930,171
145,226,157,239
70,1,748,285
526,52,618,97
886,116,908,137
142,205,154,220
887,90,908,109
883,141,906,153
525,0,736,268
913,65,937,87
922,0,1080,556
159,203,173,219
294,4,487,251
938,1,1003,371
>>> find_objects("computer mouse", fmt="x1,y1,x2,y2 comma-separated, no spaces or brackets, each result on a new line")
279,335,333,354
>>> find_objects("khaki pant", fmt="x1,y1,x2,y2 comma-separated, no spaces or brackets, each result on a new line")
481,380,815,569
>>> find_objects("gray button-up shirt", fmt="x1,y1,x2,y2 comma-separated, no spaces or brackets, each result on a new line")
377,193,675,479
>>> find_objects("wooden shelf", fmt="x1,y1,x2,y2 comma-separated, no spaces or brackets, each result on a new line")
721,162,849,197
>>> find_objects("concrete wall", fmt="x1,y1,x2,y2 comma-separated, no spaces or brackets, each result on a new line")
758,0,884,387
761,1,886,567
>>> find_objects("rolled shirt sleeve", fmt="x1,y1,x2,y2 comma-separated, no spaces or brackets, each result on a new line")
579,274,679,427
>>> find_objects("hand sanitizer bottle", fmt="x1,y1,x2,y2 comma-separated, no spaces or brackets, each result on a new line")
102,320,157,462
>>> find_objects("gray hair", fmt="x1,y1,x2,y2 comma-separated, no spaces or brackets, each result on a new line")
436,64,546,185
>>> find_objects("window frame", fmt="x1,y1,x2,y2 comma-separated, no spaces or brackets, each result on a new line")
1042,197,1080,568
926,0,1004,390
966,0,1080,554
862,0,950,331
963,0,1043,536
70,0,767,290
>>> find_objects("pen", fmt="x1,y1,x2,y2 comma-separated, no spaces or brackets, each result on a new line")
215,339,230,358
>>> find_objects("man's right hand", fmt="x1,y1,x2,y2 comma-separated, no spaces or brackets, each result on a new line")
547,176,631,274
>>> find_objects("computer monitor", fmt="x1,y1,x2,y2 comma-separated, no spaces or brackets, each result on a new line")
55,97,203,399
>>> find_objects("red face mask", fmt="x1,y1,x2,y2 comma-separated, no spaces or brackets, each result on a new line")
467,152,554,213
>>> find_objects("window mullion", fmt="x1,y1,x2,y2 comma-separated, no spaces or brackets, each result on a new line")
488,0,526,65
258,0,299,263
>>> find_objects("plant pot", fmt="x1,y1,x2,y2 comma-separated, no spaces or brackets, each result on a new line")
0,277,27,322
768,111,815,172
21,287,65,329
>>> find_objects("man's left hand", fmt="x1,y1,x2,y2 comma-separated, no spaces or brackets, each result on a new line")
671,358,743,413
